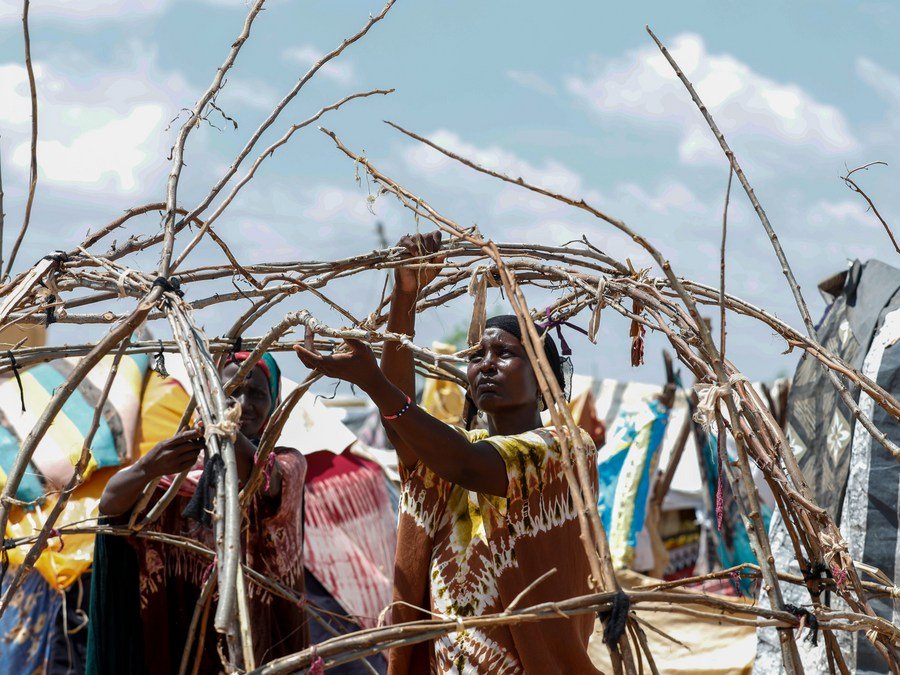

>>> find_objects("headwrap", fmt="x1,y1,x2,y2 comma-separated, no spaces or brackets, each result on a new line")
179,351,282,524
224,351,282,421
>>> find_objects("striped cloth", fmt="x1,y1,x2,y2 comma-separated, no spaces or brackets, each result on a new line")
0,354,150,503
303,450,396,629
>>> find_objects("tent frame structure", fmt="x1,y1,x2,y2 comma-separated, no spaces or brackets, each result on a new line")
0,2,898,672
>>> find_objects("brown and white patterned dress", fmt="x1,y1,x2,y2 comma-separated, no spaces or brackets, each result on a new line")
390,427,602,674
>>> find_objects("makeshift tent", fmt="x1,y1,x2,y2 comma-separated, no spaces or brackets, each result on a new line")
755,259,900,675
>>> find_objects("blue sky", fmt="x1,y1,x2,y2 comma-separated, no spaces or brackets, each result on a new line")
1,0,898,387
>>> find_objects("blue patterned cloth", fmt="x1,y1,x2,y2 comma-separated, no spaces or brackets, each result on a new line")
0,569,67,672
597,399,671,568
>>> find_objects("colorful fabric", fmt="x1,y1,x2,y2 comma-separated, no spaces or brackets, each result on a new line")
0,371,191,675
304,449,396,629
597,398,670,569
697,433,765,595
0,570,62,673
756,260,900,674
0,353,151,503
4,371,189,591
390,427,600,675
0,569,93,673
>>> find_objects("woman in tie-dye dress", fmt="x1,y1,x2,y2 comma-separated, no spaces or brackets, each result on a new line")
294,231,601,674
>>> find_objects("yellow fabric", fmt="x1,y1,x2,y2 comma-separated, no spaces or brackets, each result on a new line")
419,342,466,425
589,570,755,674
4,373,190,590
133,374,192,457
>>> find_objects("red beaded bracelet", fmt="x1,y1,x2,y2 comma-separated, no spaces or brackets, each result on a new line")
382,394,413,420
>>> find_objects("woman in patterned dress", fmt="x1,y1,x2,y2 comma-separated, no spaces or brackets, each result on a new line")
294,231,601,674
88,352,307,674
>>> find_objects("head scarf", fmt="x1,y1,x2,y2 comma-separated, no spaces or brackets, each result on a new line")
224,351,282,422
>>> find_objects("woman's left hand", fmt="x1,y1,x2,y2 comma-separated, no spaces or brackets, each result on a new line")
293,336,383,391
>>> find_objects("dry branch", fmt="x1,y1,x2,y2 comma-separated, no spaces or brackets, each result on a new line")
4,0,38,280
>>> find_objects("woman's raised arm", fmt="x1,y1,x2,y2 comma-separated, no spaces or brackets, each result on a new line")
379,232,443,468
294,339,508,496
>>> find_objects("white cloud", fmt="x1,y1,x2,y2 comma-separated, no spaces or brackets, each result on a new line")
219,78,280,111
857,57,900,107
0,63,36,125
0,0,247,22
399,129,720,270
612,181,708,216
0,0,168,23
0,44,193,194
12,104,164,191
282,46,355,85
506,70,556,97
403,129,601,227
221,181,403,261
401,129,710,223
403,129,584,195
806,199,879,230
567,34,858,166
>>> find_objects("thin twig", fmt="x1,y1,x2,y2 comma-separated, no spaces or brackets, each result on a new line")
720,166,733,357
841,161,898,254
170,88,394,272
4,0,38,279
158,0,267,279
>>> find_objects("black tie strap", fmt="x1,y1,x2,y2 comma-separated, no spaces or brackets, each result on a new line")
802,562,829,581
151,276,184,298
540,307,589,356
785,603,819,646
181,454,224,528
598,589,631,645
153,340,169,378
44,293,57,326
229,335,243,360
7,351,25,413
42,250,69,264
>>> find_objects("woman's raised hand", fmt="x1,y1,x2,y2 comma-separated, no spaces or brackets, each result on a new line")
138,428,205,478
394,231,444,296
293,332,383,392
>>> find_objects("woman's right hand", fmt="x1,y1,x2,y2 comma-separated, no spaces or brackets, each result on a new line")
99,428,205,517
136,428,205,478
394,231,444,296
